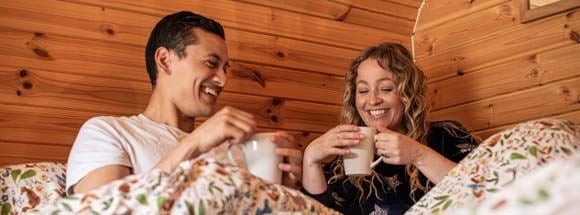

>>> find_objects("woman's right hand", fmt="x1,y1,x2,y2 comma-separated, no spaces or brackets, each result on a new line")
303,125,364,165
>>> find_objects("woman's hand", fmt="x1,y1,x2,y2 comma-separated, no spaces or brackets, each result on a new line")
374,126,427,165
302,125,364,194
303,125,364,166
270,131,303,189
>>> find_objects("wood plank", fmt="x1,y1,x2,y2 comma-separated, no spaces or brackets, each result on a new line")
0,27,345,105
235,0,414,35
330,0,418,20
345,7,414,35
430,77,580,131
472,110,580,140
0,4,358,77
58,0,410,50
0,157,67,167
417,8,579,82
429,44,580,110
0,65,341,133
414,1,519,59
233,0,350,20
225,29,356,76
416,0,509,31
387,0,422,8
228,62,343,104
0,142,71,162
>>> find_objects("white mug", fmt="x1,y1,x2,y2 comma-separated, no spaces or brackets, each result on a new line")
343,127,383,176
227,133,282,184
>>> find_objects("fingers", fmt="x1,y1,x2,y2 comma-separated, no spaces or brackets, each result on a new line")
333,138,360,147
328,147,350,156
270,132,296,148
337,131,365,140
334,125,360,133
225,122,251,144
278,163,302,175
219,106,254,120
214,106,257,143
276,148,302,160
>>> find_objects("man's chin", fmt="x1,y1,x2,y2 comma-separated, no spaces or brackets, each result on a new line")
182,105,214,118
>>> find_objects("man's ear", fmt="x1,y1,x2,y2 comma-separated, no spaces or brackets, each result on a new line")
155,47,171,75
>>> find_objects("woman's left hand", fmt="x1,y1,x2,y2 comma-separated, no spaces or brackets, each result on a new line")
270,131,303,189
374,127,426,165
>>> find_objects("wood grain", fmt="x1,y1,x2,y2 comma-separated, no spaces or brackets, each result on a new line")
430,77,580,131
0,65,341,133
428,44,580,110
59,0,410,49
418,8,579,82
414,1,519,59
331,0,418,20
0,28,347,105
472,110,580,140
0,5,359,77
236,0,415,35
417,0,509,31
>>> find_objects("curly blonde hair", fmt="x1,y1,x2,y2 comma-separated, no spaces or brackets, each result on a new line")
329,42,431,204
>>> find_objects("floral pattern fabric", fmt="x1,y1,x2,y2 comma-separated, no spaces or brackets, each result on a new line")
0,162,67,214
461,151,580,215
406,118,579,214
31,154,339,215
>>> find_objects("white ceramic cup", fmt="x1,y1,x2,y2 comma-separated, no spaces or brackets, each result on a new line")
227,132,282,184
343,127,383,176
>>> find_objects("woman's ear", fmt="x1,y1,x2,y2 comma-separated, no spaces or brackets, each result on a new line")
155,47,171,75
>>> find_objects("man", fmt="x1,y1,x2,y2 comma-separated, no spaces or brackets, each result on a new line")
66,11,303,194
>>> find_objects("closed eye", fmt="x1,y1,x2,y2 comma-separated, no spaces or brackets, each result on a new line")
206,60,218,69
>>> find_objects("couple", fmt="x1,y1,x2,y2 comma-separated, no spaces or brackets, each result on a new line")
64,11,577,215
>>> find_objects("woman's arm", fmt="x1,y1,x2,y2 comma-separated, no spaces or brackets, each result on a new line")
302,125,361,193
413,145,457,183
374,128,457,184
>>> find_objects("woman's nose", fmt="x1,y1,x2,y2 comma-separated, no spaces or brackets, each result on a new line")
369,90,382,105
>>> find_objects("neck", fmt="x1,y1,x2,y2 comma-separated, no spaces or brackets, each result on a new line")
143,86,195,132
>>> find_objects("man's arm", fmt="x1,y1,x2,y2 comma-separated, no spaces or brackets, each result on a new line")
70,107,256,194
73,165,131,194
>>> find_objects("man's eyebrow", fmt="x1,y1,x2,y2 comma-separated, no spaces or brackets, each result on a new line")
206,53,222,61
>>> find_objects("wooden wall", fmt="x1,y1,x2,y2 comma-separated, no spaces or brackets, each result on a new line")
0,0,419,166
414,0,580,139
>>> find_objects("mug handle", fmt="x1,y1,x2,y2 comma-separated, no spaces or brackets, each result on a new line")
227,143,245,166
371,156,383,168
370,133,382,168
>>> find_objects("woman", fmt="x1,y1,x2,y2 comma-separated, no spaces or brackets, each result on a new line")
301,42,479,214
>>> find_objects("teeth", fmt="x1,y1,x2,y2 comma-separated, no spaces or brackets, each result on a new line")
204,87,217,96
369,109,386,117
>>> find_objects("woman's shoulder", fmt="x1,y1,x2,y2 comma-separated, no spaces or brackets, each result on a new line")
428,120,474,140
427,120,480,161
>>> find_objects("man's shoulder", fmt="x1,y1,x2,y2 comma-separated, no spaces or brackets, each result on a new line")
83,115,138,126
79,115,141,134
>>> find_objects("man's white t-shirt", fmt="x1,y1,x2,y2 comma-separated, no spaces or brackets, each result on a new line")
65,114,186,193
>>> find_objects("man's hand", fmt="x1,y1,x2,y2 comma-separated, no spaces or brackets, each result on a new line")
182,106,257,154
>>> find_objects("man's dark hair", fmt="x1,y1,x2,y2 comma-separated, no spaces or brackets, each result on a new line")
145,11,225,86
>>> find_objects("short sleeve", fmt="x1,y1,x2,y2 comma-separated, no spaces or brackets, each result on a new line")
65,117,131,194
427,121,480,163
